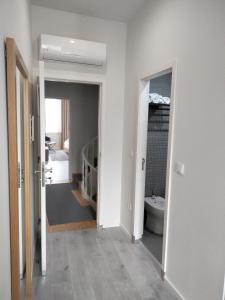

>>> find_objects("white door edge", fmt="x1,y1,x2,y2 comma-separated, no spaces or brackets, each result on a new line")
39,61,47,276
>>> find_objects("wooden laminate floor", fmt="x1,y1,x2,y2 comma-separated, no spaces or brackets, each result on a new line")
33,228,180,300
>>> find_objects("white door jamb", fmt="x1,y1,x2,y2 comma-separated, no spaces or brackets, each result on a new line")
132,62,177,276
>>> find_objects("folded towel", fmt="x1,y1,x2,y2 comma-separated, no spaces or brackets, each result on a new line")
163,97,170,105
149,93,170,105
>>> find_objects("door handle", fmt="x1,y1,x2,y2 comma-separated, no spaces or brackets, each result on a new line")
34,170,41,174
35,167,52,174
142,158,145,171
34,162,46,187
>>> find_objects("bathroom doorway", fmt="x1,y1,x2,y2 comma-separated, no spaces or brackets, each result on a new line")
133,65,176,273
142,72,172,264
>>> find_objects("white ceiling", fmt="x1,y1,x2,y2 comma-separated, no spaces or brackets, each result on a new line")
31,0,147,22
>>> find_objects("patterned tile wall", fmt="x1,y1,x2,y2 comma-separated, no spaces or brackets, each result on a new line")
145,105,170,197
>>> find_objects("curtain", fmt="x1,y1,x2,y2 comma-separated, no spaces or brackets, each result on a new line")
61,99,70,149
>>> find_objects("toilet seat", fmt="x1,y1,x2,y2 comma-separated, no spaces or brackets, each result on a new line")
145,196,165,211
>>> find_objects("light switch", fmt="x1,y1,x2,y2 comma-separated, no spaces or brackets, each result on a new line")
175,162,185,176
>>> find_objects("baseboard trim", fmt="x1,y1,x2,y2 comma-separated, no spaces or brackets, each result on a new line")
97,224,103,231
165,276,185,300
102,222,120,229
120,223,132,239
133,232,143,241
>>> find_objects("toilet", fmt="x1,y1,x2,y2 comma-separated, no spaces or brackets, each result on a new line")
144,196,165,235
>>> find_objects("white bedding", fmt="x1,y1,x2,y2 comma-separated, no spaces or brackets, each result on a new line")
64,139,69,153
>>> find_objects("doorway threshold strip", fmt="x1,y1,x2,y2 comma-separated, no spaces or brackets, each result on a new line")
46,217,96,233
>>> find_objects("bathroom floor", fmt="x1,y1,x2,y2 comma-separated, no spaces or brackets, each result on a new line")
142,228,163,264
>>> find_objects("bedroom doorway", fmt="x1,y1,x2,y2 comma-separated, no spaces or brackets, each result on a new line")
45,98,70,184
37,60,104,276
44,81,99,233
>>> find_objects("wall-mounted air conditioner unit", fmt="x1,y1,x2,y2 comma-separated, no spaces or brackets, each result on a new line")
39,34,107,66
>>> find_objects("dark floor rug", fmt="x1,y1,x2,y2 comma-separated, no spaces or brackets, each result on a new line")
50,150,69,161
46,183,95,225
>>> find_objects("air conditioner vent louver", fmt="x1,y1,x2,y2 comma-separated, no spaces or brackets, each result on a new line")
40,34,107,66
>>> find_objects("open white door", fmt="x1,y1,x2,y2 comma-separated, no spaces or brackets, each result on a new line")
133,80,150,240
39,61,47,276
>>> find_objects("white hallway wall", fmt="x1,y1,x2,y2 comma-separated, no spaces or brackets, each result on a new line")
31,5,127,227
45,81,99,176
121,0,225,299
0,0,33,299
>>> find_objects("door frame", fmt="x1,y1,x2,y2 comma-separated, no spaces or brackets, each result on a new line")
6,37,32,299
39,62,105,228
223,275,225,300
132,62,177,276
